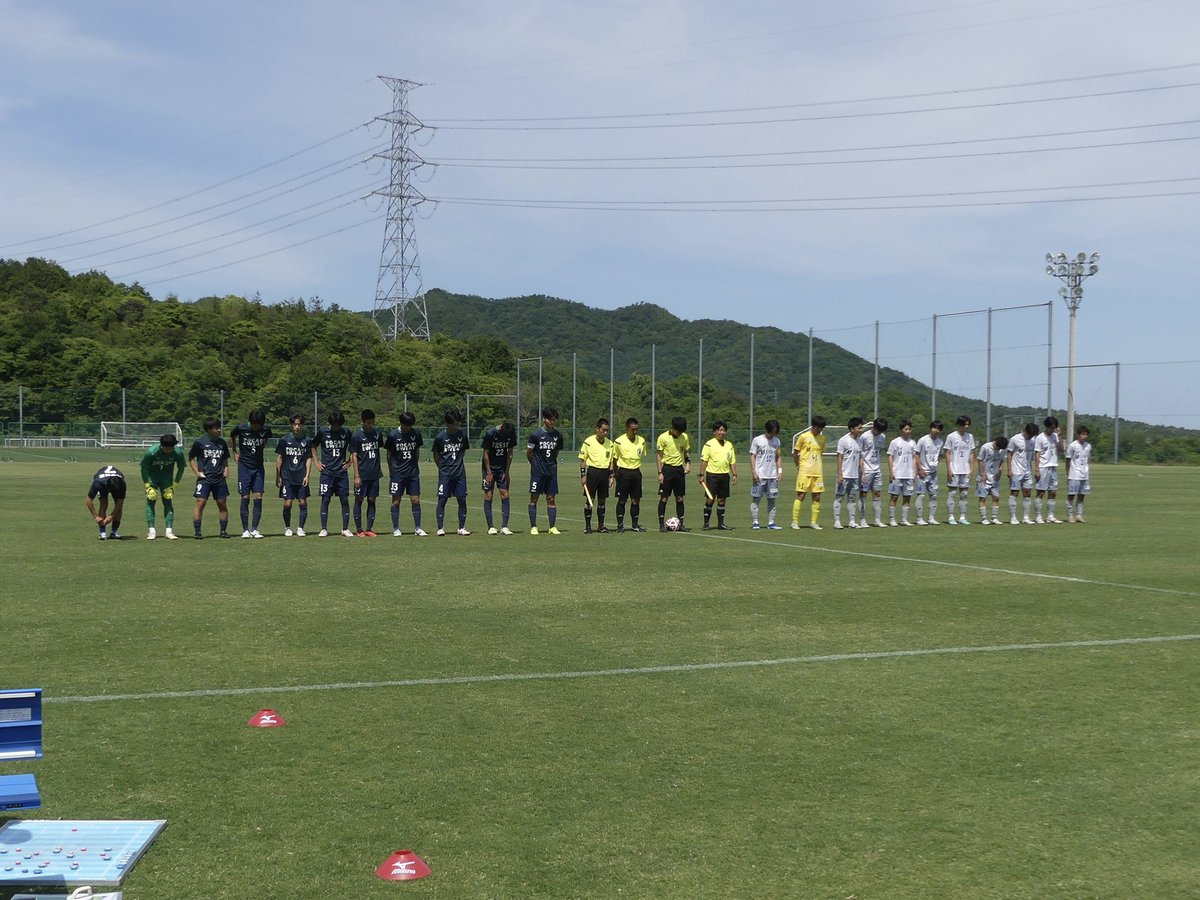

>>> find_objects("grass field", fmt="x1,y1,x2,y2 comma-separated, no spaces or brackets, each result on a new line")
1,453,1198,898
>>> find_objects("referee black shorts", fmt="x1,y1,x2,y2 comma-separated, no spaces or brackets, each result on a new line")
615,468,642,500
705,472,731,500
585,466,611,499
659,463,686,498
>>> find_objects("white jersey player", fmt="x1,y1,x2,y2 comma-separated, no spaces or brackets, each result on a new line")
1066,425,1093,523
914,421,944,525
1032,416,1062,523
943,416,976,525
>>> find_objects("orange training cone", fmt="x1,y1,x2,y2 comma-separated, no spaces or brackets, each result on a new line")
247,708,286,727
376,849,432,880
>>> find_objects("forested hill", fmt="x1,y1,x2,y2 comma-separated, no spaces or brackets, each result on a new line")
2,259,1197,462
423,288,982,415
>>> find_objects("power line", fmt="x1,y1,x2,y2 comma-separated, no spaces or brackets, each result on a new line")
432,62,1200,123
429,134,1200,172
30,145,384,259
85,182,383,271
0,124,373,253
429,175,1200,208
110,195,375,281
428,118,1200,165
428,82,1200,131
130,217,379,288
431,188,1200,213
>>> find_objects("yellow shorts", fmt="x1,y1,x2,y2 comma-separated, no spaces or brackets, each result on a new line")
795,474,824,494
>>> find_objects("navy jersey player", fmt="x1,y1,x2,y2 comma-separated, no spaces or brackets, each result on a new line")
188,417,231,539
481,420,517,534
432,410,471,536
230,409,272,538
313,410,353,537
350,409,385,536
385,411,426,536
526,407,564,534
275,413,313,536
86,465,127,540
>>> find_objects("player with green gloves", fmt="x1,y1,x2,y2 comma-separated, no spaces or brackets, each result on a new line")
140,433,186,540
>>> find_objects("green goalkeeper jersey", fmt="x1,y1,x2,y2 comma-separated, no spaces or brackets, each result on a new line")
140,445,186,485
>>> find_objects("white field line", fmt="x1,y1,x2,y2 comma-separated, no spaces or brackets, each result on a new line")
46,634,1200,705
697,532,1200,597
462,503,1198,599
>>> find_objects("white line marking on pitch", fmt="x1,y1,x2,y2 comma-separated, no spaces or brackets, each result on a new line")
695,532,1200,597
46,634,1200,705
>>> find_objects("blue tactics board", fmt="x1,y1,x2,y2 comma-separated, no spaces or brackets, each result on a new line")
0,820,165,887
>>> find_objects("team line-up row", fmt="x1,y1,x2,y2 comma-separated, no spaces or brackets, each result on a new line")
83,407,1095,540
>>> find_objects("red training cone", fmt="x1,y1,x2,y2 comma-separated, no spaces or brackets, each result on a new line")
376,849,432,880
247,708,286,727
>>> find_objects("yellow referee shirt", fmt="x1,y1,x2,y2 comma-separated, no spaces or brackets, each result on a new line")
656,431,691,467
701,438,736,474
578,435,615,469
613,433,647,469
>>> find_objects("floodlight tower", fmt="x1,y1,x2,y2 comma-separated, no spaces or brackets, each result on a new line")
372,77,432,341
1045,251,1100,442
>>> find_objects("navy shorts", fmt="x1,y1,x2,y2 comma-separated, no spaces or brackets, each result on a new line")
483,467,509,494
237,465,266,496
193,479,229,501
438,476,467,500
390,474,421,498
320,469,350,497
530,470,559,497
355,478,381,499
279,482,310,500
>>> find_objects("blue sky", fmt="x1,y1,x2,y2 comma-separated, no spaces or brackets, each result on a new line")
2,0,1198,427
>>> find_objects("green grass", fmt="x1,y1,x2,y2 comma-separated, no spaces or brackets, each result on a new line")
2,457,1198,898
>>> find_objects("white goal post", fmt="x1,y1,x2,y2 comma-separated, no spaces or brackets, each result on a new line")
100,421,183,449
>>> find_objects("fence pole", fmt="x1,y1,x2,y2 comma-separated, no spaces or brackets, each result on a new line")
572,353,577,450
18,385,23,439
1114,362,1121,464
985,308,993,436
748,331,755,442
1046,301,1054,416
931,314,938,421
219,389,225,432
609,348,614,430
807,328,814,426
313,392,318,429
651,343,656,439
873,321,880,419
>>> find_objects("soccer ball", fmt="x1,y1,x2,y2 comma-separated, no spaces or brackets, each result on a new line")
664,516,681,532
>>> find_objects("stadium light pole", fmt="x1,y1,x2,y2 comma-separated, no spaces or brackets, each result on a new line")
1046,251,1100,442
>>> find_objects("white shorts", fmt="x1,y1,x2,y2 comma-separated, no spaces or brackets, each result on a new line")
1009,472,1034,492
750,477,780,500
860,471,883,494
1036,469,1059,492
836,478,860,498
947,473,971,490
1068,478,1090,496
889,478,914,497
976,479,1000,499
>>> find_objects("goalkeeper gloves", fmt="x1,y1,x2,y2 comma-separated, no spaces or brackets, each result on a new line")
144,484,159,502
